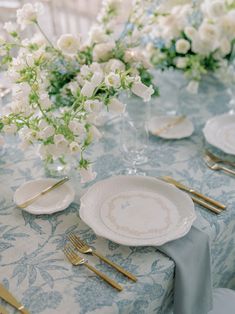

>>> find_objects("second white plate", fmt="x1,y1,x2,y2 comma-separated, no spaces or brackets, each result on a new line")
80,176,196,246
203,113,235,155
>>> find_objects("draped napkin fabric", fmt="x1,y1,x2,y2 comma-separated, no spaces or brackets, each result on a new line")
158,226,213,314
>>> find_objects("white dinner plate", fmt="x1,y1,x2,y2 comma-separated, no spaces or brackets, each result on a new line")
14,178,75,214
203,113,235,155
148,115,194,139
80,176,196,246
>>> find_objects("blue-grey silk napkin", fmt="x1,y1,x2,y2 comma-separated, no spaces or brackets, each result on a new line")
158,226,213,314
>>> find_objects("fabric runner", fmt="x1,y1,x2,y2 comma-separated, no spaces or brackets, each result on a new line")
158,226,213,314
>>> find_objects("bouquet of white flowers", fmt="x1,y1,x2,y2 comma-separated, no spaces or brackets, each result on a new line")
145,0,235,93
0,2,157,182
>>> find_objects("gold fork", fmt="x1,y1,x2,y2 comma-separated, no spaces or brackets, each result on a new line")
205,150,235,167
63,244,123,291
204,155,235,176
68,234,137,282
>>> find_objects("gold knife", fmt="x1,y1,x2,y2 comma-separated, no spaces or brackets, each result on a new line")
0,305,9,314
161,176,226,210
17,177,69,209
0,284,29,314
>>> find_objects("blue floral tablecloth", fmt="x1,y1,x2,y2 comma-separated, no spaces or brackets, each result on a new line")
0,73,235,314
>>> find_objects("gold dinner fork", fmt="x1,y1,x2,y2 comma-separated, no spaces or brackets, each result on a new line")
205,150,235,167
204,155,235,176
68,234,137,282
63,244,123,291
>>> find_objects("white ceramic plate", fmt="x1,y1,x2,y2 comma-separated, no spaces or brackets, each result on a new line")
203,113,235,155
148,115,194,139
14,178,75,214
80,176,196,246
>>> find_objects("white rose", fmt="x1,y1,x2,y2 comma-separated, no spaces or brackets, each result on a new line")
219,38,231,57
88,25,109,44
175,39,190,54
184,26,197,40
17,2,44,30
199,23,219,43
90,72,104,87
131,81,154,102
80,165,97,183
186,80,199,94
105,72,121,88
69,141,81,154
175,57,188,69
104,59,126,73
81,81,96,97
191,36,214,56
57,34,80,55
220,12,235,40
108,98,126,114
93,41,115,62
3,22,18,34
84,100,103,113
201,0,225,18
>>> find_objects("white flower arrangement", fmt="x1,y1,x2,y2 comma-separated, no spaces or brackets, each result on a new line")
0,2,157,183
146,0,235,93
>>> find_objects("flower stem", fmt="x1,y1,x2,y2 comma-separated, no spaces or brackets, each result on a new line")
35,21,54,48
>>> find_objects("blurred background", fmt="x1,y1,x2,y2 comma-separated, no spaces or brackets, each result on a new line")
0,0,103,38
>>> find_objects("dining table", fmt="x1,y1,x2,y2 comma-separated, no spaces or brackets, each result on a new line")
0,72,235,314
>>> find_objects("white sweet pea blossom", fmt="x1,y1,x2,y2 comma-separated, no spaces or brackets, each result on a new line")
105,72,121,88
80,165,97,183
17,2,44,30
57,34,80,55
108,98,126,114
175,39,190,54
131,81,154,102
81,81,96,97
88,25,109,44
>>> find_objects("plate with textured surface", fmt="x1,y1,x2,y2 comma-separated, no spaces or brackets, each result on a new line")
203,113,235,155
80,176,195,246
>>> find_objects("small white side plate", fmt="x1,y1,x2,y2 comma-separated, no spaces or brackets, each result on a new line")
14,178,75,214
148,115,194,139
203,113,235,155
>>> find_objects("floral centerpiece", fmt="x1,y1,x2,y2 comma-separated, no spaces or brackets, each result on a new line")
146,0,235,93
0,2,157,182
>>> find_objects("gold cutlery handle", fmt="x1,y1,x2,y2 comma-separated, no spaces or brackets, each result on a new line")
0,305,9,314
219,165,235,176
93,251,137,282
84,262,123,291
191,196,222,214
0,284,29,314
18,177,69,208
191,190,226,210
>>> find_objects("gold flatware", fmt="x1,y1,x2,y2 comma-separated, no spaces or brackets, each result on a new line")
0,305,9,314
204,155,235,176
161,176,226,210
68,234,137,282
0,284,29,314
18,177,69,209
63,244,123,291
190,195,222,214
153,115,186,136
205,150,235,167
